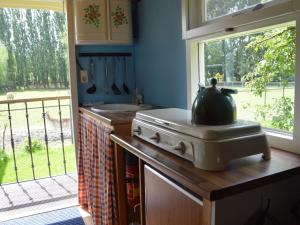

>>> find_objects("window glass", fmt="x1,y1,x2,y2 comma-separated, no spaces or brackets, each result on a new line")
202,23,296,133
205,0,273,21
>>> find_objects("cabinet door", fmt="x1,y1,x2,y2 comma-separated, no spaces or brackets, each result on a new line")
109,0,132,44
74,0,108,44
144,165,203,225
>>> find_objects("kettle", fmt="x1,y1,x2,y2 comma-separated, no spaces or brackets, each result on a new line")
191,78,237,125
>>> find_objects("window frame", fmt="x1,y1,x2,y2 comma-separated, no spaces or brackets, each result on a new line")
204,0,287,23
183,0,300,40
186,8,300,154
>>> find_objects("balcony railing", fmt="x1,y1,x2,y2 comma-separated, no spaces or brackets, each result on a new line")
0,96,75,185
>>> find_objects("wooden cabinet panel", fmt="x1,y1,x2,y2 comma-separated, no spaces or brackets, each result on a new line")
74,0,132,44
109,0,132,43
144,165,203,225
74,0,108,43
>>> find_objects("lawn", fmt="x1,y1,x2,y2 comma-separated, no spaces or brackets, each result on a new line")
0,144,76,184
232,86,294,131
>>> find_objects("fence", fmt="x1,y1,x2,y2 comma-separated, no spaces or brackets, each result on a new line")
0,96,74,184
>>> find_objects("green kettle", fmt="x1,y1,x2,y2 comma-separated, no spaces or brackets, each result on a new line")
191,78,237,125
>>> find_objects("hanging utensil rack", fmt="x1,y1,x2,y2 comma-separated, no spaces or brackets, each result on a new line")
78,52,132,57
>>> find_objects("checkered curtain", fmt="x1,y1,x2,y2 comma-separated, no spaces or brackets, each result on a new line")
77,114,118,225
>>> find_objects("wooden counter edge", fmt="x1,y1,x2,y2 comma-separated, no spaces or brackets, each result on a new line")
79,107,112,125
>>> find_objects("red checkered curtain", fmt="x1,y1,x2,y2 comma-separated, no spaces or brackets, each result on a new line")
78,113,118,225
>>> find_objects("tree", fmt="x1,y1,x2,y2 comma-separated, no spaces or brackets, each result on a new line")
0,9,17,89
244,26,296,96
0,8,69,90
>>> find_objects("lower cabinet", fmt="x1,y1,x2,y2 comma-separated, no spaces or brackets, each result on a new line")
112,141,300,225
144,165,203,225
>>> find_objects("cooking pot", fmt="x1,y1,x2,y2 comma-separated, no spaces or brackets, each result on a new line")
191,78,237,125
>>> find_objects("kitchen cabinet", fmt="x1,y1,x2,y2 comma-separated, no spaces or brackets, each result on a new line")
111,134,300,225
144,165,203,225
74,0,132,45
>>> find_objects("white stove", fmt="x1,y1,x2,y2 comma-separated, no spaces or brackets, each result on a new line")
131,108,270,171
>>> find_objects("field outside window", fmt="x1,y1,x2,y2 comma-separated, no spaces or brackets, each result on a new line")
201,23,295,133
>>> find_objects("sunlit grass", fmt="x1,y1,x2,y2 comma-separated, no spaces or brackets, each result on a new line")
0,144,76,184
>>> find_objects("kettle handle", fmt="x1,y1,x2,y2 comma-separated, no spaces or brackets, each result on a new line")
221,88,238,95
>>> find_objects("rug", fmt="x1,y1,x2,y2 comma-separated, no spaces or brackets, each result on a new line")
0,207,85,225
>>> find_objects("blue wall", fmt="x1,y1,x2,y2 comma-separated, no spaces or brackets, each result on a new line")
134,0,187,108
76,0,187,108
76,45,136,105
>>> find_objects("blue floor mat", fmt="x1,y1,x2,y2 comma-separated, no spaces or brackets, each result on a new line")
0,207,85,225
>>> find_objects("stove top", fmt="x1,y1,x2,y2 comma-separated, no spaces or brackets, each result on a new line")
132,108,271,171
135,108,261,140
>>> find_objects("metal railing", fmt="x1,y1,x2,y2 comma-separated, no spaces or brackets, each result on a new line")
0,96,73,184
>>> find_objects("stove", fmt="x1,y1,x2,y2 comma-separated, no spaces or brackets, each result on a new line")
131,108,270,171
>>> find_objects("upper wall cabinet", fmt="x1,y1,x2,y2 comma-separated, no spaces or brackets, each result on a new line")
75,0,132,45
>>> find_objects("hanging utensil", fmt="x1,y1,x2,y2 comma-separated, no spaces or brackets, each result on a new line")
111,57,122,95
123,56,130,95
104,57,110,95
98,57,104,93
86,58,96,94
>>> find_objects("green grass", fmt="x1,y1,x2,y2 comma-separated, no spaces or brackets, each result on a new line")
230,86,294,131
0,144,76,184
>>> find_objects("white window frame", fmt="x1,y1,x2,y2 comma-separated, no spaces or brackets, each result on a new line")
186,2,300,154
203,0,289,23
183,0,300,40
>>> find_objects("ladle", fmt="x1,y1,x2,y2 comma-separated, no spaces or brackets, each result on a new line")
111,57,122,95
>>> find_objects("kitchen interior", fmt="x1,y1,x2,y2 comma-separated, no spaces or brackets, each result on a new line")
74,0,300,225
2,0,300,224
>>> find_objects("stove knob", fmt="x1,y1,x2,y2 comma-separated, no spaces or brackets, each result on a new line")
173,142,186,155
149,132,160,143
133,126,141,135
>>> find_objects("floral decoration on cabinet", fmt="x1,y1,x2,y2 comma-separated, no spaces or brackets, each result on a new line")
111,5,128,28
83,4,101,28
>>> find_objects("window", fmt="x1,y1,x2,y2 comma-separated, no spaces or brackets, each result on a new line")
186,0,300,153
203,23,295,133
205,0,274,21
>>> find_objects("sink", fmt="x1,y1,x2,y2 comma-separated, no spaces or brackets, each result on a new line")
91,104,152,113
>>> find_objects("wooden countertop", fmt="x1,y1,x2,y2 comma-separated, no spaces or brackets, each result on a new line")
111,134,300,201
79,107,136,126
